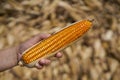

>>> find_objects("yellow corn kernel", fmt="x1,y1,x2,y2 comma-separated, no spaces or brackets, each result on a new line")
21,20,92,65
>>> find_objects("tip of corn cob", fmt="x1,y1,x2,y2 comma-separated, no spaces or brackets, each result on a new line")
20,19,93,67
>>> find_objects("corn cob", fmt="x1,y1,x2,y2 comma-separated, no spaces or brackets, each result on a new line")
21,20,92,67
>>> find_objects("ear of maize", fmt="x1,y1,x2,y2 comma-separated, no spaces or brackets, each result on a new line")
20,20,92,67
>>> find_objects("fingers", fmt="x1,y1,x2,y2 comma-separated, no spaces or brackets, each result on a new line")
35,52,62,69
54,52,63,58
34,33,51,41
26,33,51,45
35,59,51,69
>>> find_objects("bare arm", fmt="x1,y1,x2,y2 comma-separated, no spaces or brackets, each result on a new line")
0,46,19,72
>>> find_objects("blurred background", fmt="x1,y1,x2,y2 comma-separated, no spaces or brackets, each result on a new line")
0,0,120,80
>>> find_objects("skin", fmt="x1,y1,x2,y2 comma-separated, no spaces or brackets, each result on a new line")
0,33,62,72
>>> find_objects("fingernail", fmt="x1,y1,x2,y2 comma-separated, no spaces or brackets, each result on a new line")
35,63,43,69
56,52,62,58
46,34,51,37
39,59,46,64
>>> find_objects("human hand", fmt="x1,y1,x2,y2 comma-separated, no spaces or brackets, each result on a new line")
18,33,62,69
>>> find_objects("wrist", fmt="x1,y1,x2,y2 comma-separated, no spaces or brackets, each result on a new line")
0,46,21,71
